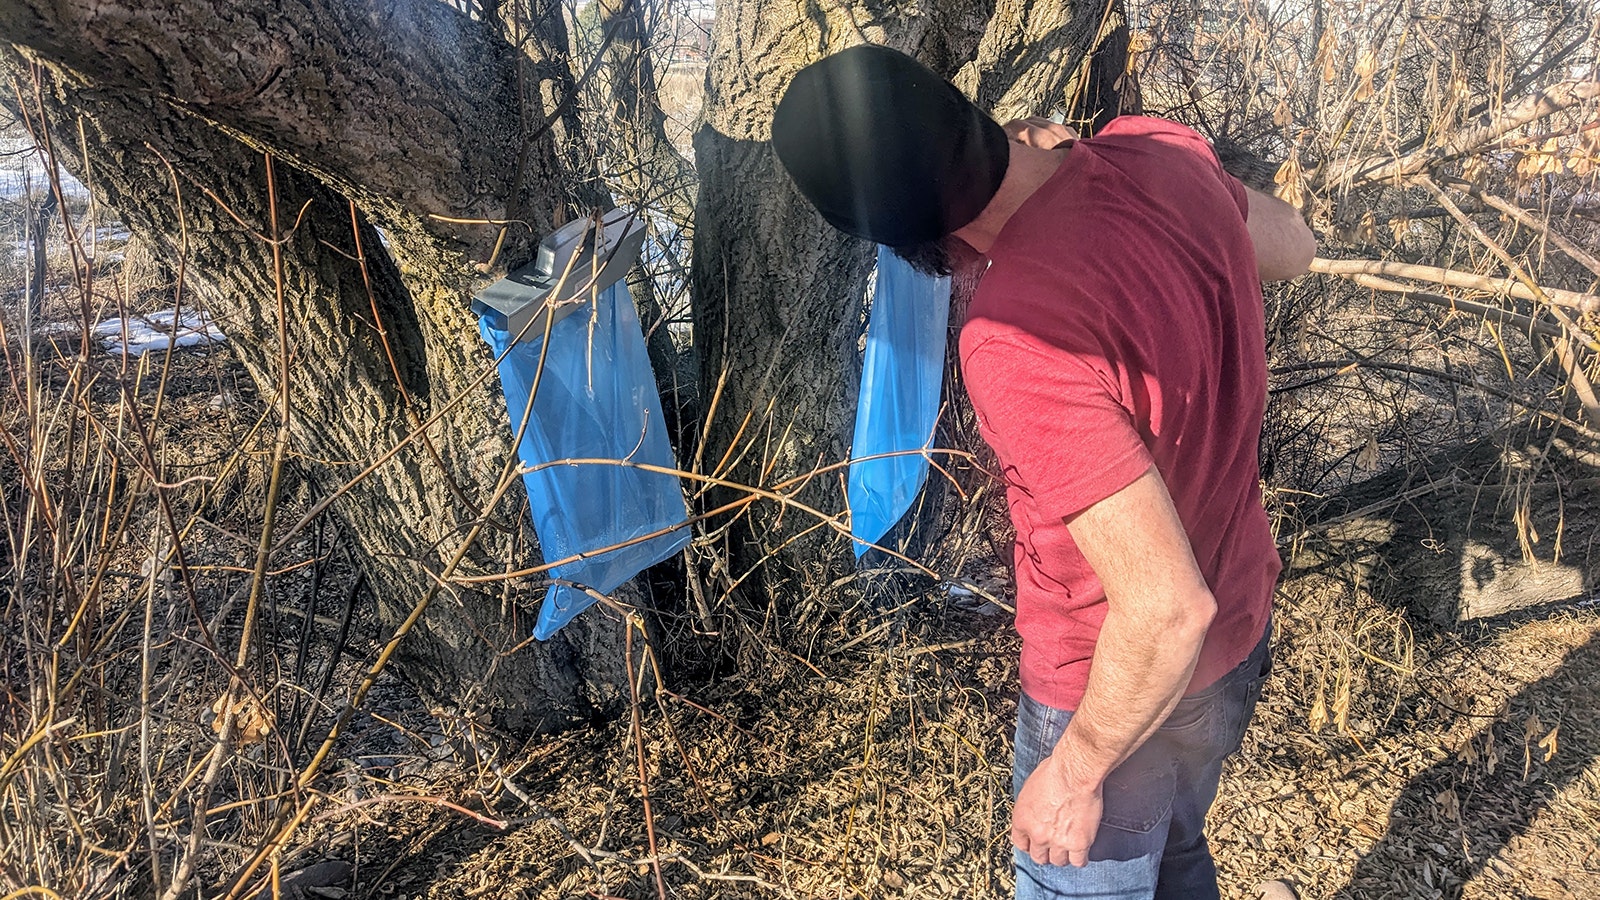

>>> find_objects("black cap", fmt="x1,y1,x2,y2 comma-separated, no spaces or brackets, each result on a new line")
770,45,1009,247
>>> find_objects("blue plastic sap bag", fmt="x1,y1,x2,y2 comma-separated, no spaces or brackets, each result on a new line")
848,246,951,557
479,281,689,639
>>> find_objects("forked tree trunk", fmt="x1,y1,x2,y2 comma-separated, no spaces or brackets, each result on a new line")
1,0,643,737
691,0,1133,616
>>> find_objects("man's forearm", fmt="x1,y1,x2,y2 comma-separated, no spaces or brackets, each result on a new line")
1052,596,1214,783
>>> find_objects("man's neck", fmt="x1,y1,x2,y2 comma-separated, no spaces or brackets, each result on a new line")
953,142,1071,254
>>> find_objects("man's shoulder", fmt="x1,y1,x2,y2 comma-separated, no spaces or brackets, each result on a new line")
1091,115,1208,146
1086,116,1226,178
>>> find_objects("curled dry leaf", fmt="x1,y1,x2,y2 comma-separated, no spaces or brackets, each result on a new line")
1273,98,1292,128
1356,434,1380,471
1538,726,1558,762
1318,31,1338,83
211,691,275,745
1354,50,1378,102
1308,682,1328,732
1332,678,1351,734
1435,787,1461,822
1274,153,1305,210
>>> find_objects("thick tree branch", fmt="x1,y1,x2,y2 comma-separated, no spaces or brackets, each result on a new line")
0,0,531,251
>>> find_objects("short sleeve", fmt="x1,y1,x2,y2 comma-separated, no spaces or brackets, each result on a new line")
961,332,1153,521
1223,171,1249,218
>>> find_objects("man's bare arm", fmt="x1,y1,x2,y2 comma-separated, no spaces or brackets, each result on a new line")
1056,466,1216,777
1010,465,1216,867
1245,186,1317,281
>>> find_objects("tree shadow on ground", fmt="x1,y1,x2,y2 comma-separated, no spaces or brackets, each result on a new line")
1333,628,1600,898
1287,436,1600,897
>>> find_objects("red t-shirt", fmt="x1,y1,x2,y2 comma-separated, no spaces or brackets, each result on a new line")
959,116,1280,711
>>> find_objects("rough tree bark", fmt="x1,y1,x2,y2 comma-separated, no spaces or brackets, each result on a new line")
691,0,1133,620
1,0,645,736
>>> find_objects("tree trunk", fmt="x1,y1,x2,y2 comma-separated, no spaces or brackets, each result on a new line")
958,0,1138,130
0,0,547,258
690,0,1130,619
2,0,643,738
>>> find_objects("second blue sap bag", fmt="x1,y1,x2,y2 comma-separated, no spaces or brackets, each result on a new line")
480,281,689,639
848,246,951,557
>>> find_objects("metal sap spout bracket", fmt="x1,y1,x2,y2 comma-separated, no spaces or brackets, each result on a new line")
471,208,648,343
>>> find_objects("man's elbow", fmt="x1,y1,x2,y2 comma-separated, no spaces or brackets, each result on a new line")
1258,221,1316,281
1246,187,1318,281
1148,588,1216,645
1180,591,1218,639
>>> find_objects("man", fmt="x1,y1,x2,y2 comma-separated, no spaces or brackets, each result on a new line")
769,45,1315,899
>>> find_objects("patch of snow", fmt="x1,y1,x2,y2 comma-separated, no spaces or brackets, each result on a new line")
30,320,80,338
0,140,89,203
94,308,226,357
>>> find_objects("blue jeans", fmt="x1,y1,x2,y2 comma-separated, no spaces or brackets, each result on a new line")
1012,628,1272,899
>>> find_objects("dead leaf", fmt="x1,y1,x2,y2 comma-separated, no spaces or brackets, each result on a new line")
1309,683,1328,732
1539,725,1558,762
1521,714,1545,780
1354,50,1378,102
1274,153,1304,210
1318,31,1339,83
1356,434,1380,471
1273,98,1292,128
211,690,274,746
1435,787,1461,822
1356,210,1376,244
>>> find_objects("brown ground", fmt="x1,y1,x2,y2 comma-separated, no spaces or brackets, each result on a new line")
295,561,1600,900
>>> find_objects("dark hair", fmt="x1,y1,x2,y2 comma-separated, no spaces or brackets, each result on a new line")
889,238,953,277
889,234,982,278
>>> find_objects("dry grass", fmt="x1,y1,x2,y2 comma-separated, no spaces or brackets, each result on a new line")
4,0,1600,898
275,567,1600,899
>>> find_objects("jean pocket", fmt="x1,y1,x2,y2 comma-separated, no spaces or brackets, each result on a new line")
1099,762,1176,834
1160,693,1215,735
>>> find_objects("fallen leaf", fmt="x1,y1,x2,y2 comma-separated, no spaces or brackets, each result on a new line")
1539,725,1558,762
211,690,274,746
1435,787,1460,822
1356,434,1380,471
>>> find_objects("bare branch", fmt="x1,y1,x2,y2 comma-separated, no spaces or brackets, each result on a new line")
1436,176,1600,280
1319,80,1600,188
1311,258,1600,315
1317,268,1568,340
